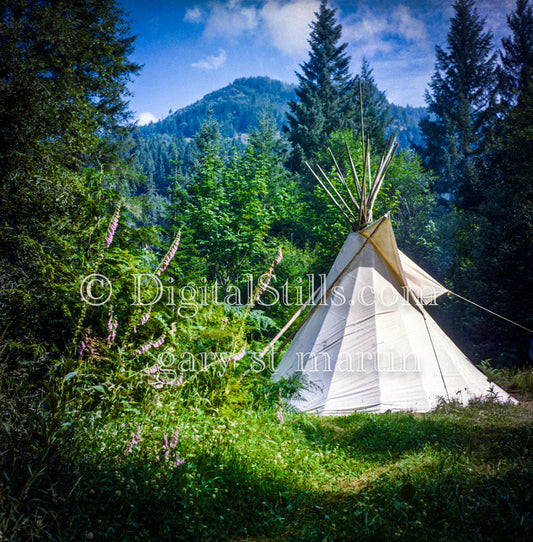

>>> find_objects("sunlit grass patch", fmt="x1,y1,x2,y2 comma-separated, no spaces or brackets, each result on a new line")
55,399,533,541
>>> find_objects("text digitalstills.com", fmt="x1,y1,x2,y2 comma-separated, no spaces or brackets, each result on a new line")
79,271,427,378
80,272,440,315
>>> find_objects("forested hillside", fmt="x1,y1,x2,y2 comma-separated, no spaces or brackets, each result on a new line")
388,103,427,148
142,76,295,139
132,77,295,193
133,76,426,192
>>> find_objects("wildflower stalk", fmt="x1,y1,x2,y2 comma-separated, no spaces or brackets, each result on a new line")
72,193,122,356
134,334,165,356
124,426,142,456
156,230,181,276
78,334,89,357
123,231,181,350
231,247,283,354
105,204,121,249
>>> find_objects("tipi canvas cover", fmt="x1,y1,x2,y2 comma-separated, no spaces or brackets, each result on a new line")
273,216,514,414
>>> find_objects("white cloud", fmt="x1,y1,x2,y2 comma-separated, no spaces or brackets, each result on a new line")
202,0,259,39
474,0,516,44
342,5,430,61
137,112,158,126
191,48,228,70
184,6,203,23
183,0,319,57
343,12,393,57
261,0,320,56
393,5,428,42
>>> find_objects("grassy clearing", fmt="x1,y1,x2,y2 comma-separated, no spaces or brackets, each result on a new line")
4,397,530,541
2,361,533,541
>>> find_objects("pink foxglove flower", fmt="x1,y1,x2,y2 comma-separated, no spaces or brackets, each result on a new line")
163,433,170,460
175,455,185,467
159,376,183,387
157,231,181,276
170,429,178,449
134,340,153,356
124,426,142,456
227,347,246,364
152,334,165,349
111,319,118,343
107,313,114,333
144,363,160,375
105,205,121,248
78,335,88,357
256,272,273,297
277,405,284,425
107,318,118,345
140,308,151,326
253,247,283,303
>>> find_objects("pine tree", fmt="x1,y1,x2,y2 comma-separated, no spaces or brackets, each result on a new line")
284,0,352,182
471,0,533,356
418,0,497,207
443,1,533,360
347,59,392,150
500,0,533,106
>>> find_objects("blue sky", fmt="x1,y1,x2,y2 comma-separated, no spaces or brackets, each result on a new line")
121,0,516,125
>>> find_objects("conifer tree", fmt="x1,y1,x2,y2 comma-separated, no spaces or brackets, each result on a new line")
442,1,533,360
347,59,392,150
285,0,352,181
0,0,140,345
472,0,533,354
500,0,533,106
418,0,497,207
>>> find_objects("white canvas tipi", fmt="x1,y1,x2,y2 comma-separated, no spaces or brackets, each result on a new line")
273,215,515,414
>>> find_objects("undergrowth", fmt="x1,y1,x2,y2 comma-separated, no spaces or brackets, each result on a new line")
2,379,532,541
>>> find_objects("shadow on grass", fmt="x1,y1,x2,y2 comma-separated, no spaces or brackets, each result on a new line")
58,407,533,542
290,401,533,464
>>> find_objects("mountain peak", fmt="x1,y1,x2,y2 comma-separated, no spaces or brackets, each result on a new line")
139,76,296,138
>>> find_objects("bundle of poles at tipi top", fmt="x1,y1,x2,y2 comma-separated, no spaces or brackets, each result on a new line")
306,86,399,230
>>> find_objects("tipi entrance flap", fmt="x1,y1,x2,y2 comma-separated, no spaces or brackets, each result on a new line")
399,251,449,304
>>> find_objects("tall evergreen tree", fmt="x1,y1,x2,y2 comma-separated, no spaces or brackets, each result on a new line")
348,59,392,150
284,0,352,182
418,0,497,207
500,0,533,106
0,0,140,345
0,0,139,181
467,0,533,358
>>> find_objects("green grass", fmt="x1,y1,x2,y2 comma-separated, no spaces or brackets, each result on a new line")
3,362,533,541
14,399,530,541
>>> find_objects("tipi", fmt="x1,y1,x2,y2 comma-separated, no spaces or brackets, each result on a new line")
271,136,515,414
